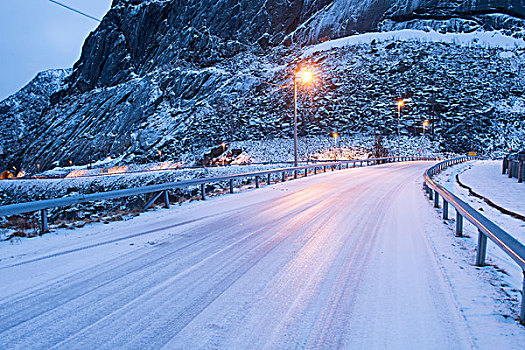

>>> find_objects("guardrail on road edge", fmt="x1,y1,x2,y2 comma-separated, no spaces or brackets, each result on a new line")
0,156,433,236
423,156,525,325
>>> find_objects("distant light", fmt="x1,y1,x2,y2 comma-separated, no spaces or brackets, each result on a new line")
423,120,430,127
398,100,404,107
332,133,338,139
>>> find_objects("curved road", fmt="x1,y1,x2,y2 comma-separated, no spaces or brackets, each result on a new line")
0,162,476,348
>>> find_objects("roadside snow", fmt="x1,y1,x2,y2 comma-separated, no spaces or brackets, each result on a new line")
459,160,525,216
433,160,525,330
303,29,525,57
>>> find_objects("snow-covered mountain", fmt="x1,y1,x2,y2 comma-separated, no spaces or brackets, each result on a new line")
1,0,525,172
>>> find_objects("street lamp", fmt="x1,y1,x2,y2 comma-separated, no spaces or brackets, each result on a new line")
221,142,226,165
293,67,315,166
332,132,338,159
397,99,404,156
258,66,317,167
422,120,430,157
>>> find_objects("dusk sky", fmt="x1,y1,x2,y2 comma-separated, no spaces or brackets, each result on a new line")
0,0,112,100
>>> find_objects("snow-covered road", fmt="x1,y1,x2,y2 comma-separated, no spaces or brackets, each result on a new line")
1,162,523,349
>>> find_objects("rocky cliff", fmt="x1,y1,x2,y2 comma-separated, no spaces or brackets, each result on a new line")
1,0,525,172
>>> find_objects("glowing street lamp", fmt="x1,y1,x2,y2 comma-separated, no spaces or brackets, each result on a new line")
422,120,430,156
292,67,316,166
332,132,339,160
157,150,162,161
221,142,226,153
259,66,317,167
397,99,404,156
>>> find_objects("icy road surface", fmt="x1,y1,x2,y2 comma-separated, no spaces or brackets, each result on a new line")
1,162,523,349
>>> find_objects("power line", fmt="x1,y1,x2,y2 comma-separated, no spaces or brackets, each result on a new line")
48,0,101,22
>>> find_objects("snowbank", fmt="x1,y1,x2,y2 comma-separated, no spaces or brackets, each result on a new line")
303,29,525,57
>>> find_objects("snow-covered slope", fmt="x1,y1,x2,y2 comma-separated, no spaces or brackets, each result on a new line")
0,69,70,167
1,1,524,173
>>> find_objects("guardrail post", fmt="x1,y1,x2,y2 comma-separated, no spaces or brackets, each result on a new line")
508,159,513,178
314,167,317,175
163,190,170,208
267,173,271,185
360,161,363,167
429,188,434,200
282,171,286,182
518,160,523,183
229,179,234,193
443,200,448,220
40,209,49,234
476,229,487,267
456,210,463,237
324,166,326,173
521,271,525,325
434,190,439,208
255,176,260,188
304,169,308,177
502,156,508,174
201,183,206,200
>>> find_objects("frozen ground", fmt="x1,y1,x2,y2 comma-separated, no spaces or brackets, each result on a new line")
459,160,525,216
434,159,525,336
0,162,524,349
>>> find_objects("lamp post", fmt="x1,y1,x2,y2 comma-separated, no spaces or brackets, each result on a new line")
260,68,315,167
422,120,429,157
221,142,226,165
332,132,338,159
293,69,314,166
397,100,404,156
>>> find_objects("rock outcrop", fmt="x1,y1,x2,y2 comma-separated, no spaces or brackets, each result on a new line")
1,0,524,172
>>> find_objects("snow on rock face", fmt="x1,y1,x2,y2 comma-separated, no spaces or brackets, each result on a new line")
0,69,71,169
68,0,525,93
1,1,525,173
303,29,525,56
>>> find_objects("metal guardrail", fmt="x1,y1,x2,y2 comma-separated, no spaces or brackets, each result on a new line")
0,156,431,234
423,156,525,325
